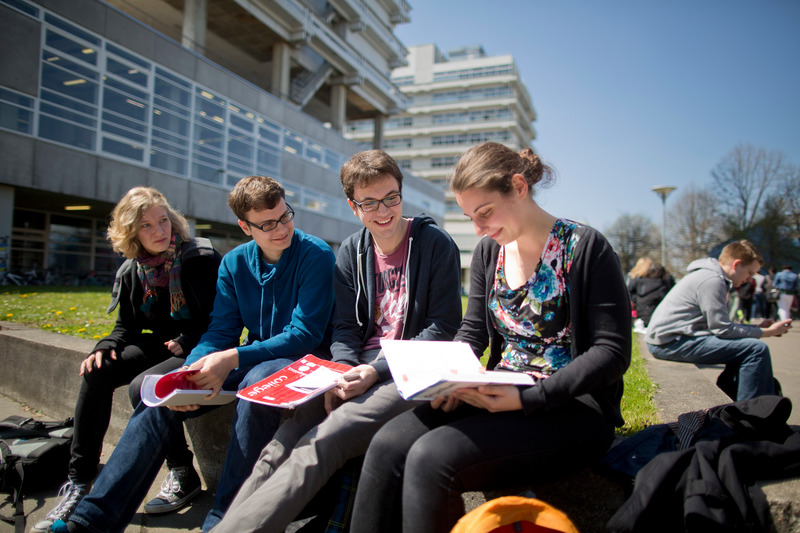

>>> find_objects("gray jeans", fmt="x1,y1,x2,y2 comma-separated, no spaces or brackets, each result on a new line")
211,380,418,533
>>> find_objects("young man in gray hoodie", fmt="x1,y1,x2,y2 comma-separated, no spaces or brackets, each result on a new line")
646,240,791,401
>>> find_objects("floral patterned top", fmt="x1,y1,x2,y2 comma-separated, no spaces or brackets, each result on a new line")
491,219,582,379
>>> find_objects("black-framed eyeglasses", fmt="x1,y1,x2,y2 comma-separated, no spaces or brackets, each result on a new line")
351,193,402,213
244,205,295,232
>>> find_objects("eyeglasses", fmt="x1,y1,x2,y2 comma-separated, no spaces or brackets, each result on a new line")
351,193,402,213
244,205,295,232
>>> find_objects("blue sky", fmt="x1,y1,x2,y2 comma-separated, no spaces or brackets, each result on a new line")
394,1,800,232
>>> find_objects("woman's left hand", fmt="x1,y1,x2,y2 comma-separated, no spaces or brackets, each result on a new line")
451,385,523,412
164,340,184,356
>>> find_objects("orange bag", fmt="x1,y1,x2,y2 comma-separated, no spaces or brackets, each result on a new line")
451,496,579,533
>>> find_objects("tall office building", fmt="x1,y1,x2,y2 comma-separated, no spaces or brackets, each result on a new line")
345,44,537,288
0,0,444,283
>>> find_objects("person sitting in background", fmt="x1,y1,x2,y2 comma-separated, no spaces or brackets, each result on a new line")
773,265,799,321
211,149,463,532
629,260,673,333
33,187,221,532
646,240,791,401
49,176,336,533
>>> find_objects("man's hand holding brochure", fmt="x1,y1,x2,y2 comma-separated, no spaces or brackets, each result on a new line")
380,339,534,401
237,355,355,409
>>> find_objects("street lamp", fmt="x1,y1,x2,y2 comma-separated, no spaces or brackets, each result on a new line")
652,185,677,266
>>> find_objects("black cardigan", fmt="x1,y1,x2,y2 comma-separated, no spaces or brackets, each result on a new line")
93,237,221,356
454,225,631,426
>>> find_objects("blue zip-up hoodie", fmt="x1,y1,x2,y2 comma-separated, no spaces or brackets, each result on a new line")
185,229,336,368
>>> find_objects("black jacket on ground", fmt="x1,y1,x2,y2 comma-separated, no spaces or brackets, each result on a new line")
605,396,800,533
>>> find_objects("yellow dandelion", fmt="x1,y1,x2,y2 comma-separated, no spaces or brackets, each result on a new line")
21,294,27,298
93,335,101,339
69,307,76,311
56,311,63,315
5,313,12,317
77,328,86,332
44,324,51,328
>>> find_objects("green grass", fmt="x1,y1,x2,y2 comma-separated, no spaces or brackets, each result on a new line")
1,289,658,434
0,285,115,340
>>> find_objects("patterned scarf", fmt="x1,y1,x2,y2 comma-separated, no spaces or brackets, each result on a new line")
136,234,190,319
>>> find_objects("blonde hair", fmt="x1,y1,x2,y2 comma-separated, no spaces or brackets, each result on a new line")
628,257,654,279
107,187,190,258
449,142,553,196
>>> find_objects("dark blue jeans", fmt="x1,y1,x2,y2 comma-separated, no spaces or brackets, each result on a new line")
648,335,774,400
68,358,293,533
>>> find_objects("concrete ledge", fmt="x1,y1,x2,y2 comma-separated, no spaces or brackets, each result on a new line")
0,320,232,491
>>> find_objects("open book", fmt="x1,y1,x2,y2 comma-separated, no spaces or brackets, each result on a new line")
237,355,354,409
381,339,535,401
141,369,236,407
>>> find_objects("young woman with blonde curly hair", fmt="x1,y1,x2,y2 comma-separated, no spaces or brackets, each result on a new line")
34,187,221,531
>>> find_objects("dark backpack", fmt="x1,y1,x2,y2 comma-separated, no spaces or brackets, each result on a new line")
0,416,74,533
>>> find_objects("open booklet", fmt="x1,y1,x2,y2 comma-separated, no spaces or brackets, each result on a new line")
381,339,535,401
141,369,236,407
237,355,355,409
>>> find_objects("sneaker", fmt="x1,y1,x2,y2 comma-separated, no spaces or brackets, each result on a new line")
30,481,89,532
143,466,201,514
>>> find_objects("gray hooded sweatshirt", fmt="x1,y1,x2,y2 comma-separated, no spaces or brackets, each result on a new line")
645,257,762,345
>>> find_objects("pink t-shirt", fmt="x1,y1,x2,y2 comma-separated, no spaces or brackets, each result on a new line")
363,222,411,351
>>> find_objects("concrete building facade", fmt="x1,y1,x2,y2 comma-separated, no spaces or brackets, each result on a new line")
346,43,537,288
0,0,444,284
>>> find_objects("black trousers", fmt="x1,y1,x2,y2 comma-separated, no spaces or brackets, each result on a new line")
352,399,614,533
68,340,192,484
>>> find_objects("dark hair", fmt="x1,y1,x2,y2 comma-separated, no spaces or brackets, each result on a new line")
449,142,553,196
340,150,403,200
227,176,285,220
646,262,666,279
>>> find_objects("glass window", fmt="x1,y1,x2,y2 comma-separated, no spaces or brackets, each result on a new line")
192,161,223,184
106,42,150,70
44,27,98,67
106,57,149,88
256,142,280,176
283,130,304,154
325,149,341,170
155,72,191,109
0,88,34,134
41,60,99,105
153,108,190,137
151,149,187,175
102,86,148,124
101,136,144,161
306,141,323,163
1,0,40,17
38,114,95,149
195,89,227,125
